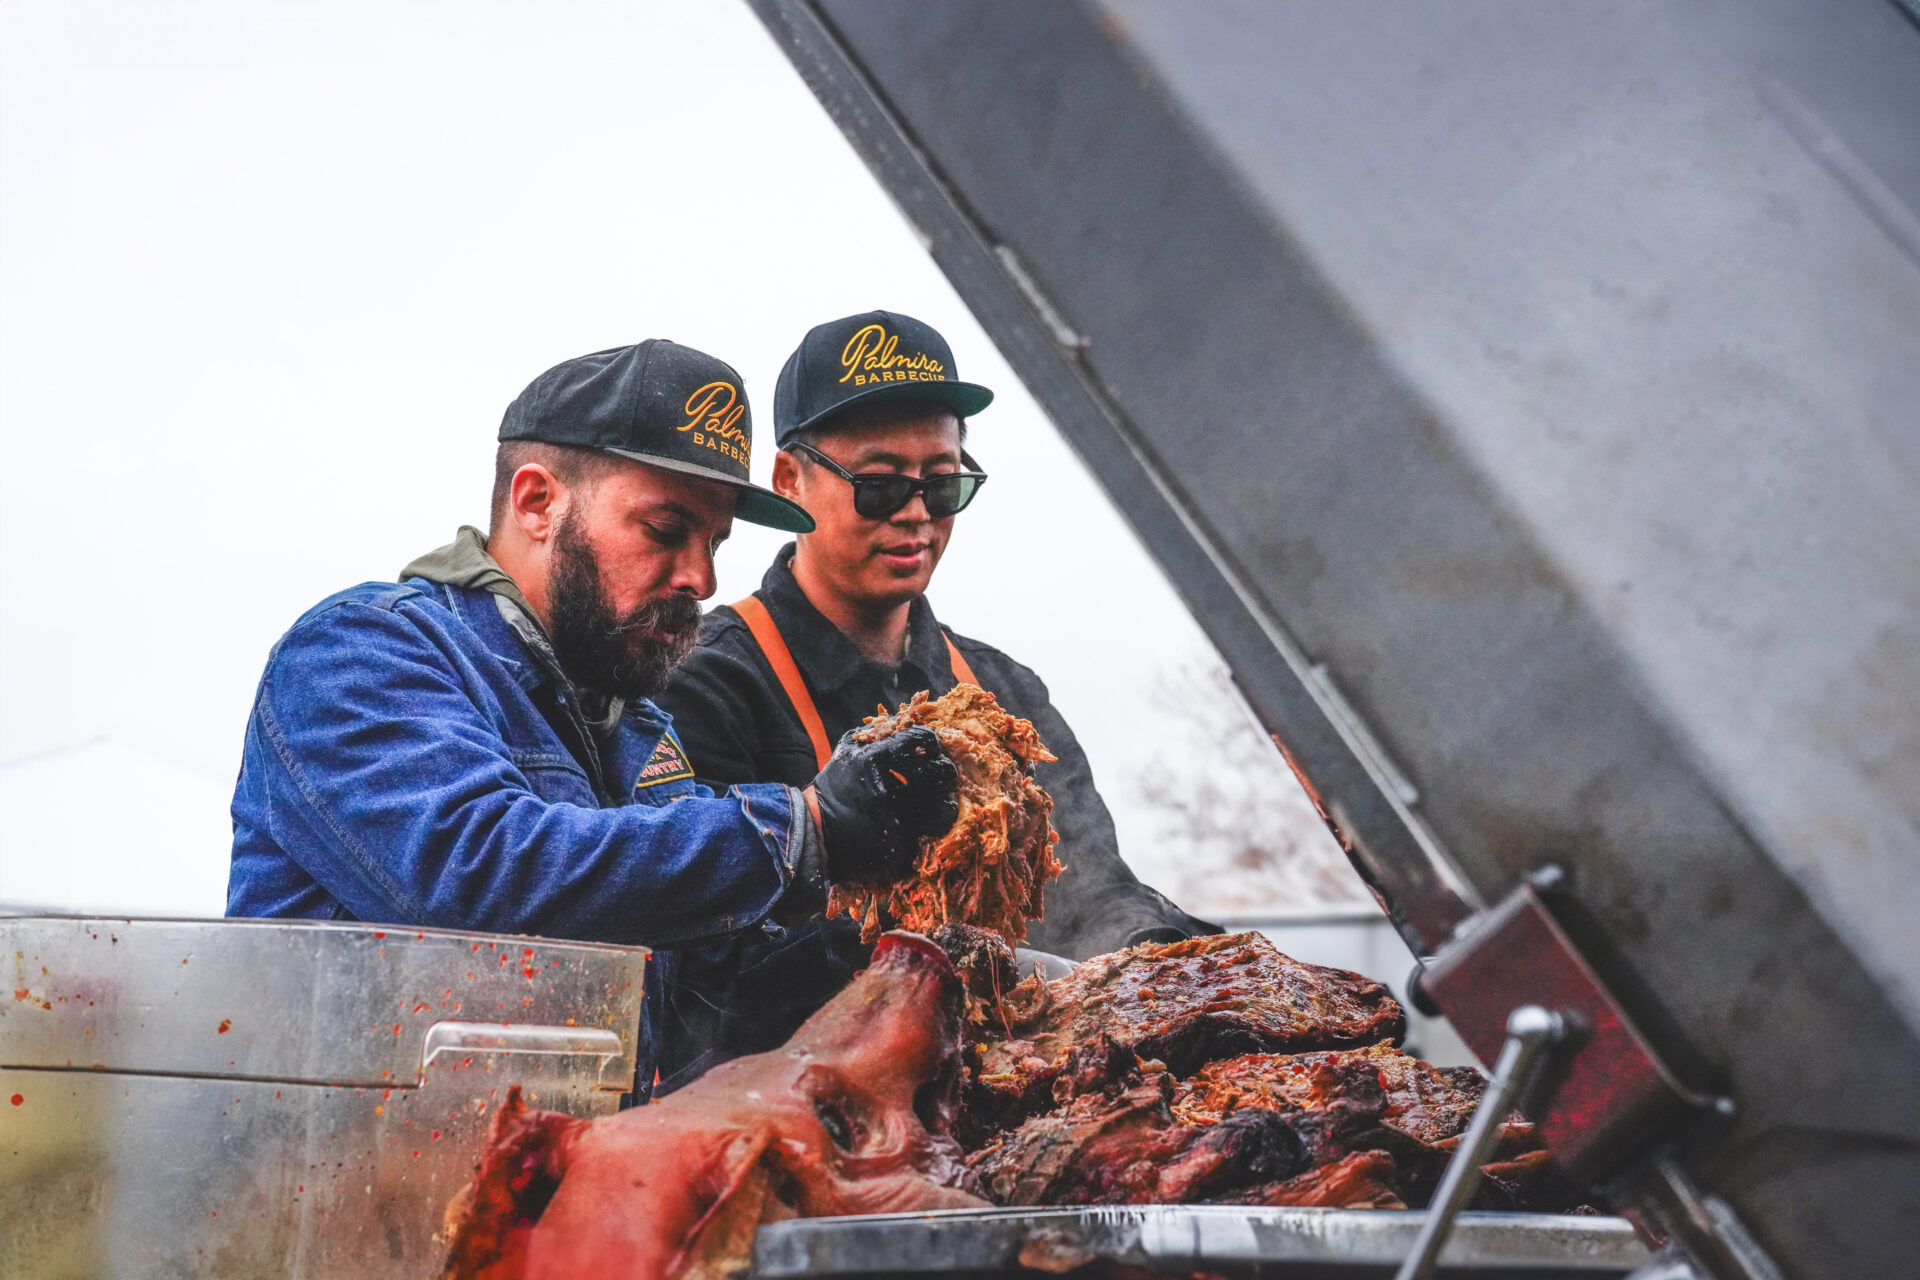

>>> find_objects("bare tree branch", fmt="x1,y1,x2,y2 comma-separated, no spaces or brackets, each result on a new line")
1130,655,1371,915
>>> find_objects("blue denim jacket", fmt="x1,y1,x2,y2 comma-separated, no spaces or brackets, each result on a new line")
229,573,806,941
228,568,813,1085
228,569,811,1088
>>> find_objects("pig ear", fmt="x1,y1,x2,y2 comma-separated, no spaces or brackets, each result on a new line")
672,1130,787,1279
441,1086,582,1278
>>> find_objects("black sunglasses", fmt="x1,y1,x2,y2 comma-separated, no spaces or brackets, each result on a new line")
787,441,988,520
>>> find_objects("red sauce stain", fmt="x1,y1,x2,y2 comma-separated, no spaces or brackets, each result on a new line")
210,1211,218,1218
217,1019,232,1034
392,1024,402,1036
9,1094,22,1107
413,1002,430,1013
521,966,536,980
373,931,386,939
297,1185,305,1194
498,955,509,966
11,990,27,1002
522,947,534,957
465,972,475,980
275,1091,282,1099
471,942,481,951
411,1150,420,1158
432,1130,441,1140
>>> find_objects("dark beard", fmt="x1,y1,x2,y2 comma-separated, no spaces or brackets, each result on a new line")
547,511,703,702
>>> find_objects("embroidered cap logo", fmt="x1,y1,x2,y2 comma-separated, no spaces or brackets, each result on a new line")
838,324,947,388
681,381,750,467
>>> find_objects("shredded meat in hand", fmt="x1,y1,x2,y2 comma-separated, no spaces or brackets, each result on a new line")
829,684,1063,946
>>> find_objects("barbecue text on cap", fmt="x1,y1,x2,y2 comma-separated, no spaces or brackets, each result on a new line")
499,339,813,533
773,310,995,445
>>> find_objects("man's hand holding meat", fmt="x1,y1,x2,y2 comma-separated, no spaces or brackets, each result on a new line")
811,724,961,887
769,727,963,927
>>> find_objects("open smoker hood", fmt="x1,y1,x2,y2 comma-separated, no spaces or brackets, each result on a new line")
748,3,1920,1278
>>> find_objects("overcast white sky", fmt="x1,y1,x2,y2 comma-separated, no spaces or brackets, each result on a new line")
0,0,1352,920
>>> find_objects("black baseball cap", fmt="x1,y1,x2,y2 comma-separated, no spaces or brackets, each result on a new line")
773,310,994,445
500,340,813,532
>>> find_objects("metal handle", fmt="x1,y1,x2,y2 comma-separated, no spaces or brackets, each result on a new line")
1394,1004,1567,1280
420,1020,626,1086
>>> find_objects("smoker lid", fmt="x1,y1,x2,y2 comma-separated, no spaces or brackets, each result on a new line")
749,3,1920,1277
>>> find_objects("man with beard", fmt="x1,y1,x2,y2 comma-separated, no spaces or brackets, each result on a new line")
653,312,1215,1084
227,340,960,1094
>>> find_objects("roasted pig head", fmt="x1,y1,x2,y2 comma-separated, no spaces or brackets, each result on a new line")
441,932,987,1280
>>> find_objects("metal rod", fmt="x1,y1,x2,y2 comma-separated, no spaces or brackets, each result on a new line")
1394,1004,1566,1280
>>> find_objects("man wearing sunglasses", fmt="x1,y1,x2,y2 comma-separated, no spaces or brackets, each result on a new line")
655,311,1216,1084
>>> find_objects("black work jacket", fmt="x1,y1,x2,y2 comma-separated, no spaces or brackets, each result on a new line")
651,547,1214,1088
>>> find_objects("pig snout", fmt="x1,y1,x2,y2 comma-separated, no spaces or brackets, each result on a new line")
792,931,965,1072
870,929,956,975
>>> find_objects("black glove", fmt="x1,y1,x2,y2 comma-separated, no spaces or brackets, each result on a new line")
811,725,960,886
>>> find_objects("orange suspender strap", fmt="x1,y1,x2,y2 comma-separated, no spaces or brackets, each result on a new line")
943,634,980,687
731,594,834,772
731,595,988,771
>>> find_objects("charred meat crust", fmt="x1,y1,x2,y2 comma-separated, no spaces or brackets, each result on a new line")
967,932,1406,1129
957,933,1589,1214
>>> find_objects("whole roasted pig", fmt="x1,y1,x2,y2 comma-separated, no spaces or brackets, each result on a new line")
440,932,986,1280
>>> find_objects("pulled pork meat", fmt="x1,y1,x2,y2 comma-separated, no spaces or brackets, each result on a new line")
969,1069,1309,1207
1181,1045,1587,1211
1173,1042,1498,1148
441,933,985,1280
829,684,1062,946
933,921,1022,1032
958,937,1588,1215
966,932,1405,1135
